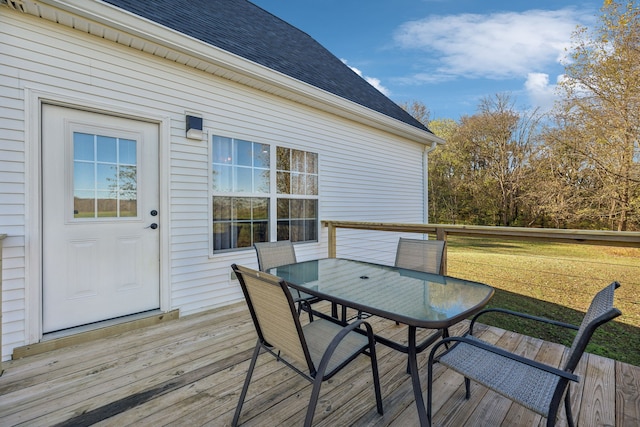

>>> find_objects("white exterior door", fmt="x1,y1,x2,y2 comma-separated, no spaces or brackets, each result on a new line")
42,105,160,333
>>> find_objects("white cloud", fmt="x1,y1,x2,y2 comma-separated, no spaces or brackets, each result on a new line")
524,72,559,112
393,8,591,80
342,59,391,96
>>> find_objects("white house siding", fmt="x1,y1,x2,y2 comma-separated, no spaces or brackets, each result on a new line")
0,7,428,360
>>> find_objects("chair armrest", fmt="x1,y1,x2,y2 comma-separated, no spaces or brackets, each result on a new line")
469,308,579,336
315,320,375,377
430,336,579,382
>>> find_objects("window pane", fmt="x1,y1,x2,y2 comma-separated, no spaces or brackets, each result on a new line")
291,149,305,172
74,133,94,161
97,164,117,190
119,165,137,199
277,220,290,241
254,144,270,168
73,133,138,220
290,219,304,242
119,198,137,217
277,198,290,218
213,136,233,164
306,152,318,174
277,171,290,194
74,162,94,191
235,167,253,192
305,199,317,219
253,198,268,219
213,164,232,192
277,146,290,170
306,174,318,195
97,191,117,217
213,197,232,221
119,139,136,165
291,173,305,195
236,223,252,248
253,221,269,243
233,197,252,220
213,222,233,250
235,140,252,166
254,169,269,193
291,199,304,219
74,190,95,218
97,136,117,163
305,219,318,241
211,136,318,251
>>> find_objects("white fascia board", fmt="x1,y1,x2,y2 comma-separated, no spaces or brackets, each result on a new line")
34,0,444,145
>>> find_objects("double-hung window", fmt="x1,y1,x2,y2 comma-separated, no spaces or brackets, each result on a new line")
212,135,318,252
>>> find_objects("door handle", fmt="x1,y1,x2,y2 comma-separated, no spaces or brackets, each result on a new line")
145,223,158,229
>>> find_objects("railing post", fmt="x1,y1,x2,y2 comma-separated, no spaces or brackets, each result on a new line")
327,222,336,258
436,227,447,275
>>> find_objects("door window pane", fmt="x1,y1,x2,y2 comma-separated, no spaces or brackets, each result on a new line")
73,132,138,219
74,133,95,161
97,136,117,163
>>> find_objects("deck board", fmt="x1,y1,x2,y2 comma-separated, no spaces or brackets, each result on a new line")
0,302,638,427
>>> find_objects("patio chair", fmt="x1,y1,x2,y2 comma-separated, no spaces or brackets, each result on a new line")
231,264,384,427
395,237,446,275
426,281,621,427
254,240,319,320
375,238,446,328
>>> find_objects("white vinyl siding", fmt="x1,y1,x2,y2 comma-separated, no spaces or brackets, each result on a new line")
0,8,427,360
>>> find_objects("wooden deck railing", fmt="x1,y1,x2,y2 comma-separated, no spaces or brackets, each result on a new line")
322,220,640,274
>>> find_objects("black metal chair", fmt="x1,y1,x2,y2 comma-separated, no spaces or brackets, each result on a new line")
426,281,621,427
254,240,319,320
231,264,383,426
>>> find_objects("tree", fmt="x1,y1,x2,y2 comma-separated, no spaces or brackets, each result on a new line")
552,0,640,230
455,94,541,226
399,100,431,125
426,118,465,223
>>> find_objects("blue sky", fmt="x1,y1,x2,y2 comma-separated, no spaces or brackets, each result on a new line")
251,0,603,120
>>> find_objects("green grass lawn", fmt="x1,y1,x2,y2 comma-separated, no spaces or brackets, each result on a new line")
445,236,640,366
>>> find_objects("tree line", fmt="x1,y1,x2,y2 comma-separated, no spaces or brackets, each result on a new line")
403,1,640,231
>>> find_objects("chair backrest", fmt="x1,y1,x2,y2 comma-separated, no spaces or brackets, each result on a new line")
254,240,297,272
232,264,314,371
564,281,621,373
394,237,446,275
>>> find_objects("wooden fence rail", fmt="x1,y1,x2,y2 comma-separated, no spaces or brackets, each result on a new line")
322,221,640,274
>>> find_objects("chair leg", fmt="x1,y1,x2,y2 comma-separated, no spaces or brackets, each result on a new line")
564,389,574,427
305,375,324,427
464,377,471,399
368,336,384,415
232,340,261,427
427,360,435,425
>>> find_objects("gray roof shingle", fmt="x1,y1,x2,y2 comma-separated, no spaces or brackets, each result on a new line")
101,0,432,134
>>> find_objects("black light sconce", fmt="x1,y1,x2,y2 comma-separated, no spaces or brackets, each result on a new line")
186,114,203,140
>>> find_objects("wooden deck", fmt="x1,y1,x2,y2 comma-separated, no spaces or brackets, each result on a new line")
1,302,639,426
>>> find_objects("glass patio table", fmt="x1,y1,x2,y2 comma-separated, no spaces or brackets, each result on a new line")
269,257,494,427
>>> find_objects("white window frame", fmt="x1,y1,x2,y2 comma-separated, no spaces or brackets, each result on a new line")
210,134,319,254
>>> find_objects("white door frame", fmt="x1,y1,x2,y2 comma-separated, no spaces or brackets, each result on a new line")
25,88,171,344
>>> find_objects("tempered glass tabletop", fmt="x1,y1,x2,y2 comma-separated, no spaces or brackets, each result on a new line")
269,258,494,328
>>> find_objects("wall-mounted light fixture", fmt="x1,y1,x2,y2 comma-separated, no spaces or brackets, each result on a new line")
186,114,203,140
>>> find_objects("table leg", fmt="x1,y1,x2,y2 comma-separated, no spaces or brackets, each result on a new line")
408,326,429,426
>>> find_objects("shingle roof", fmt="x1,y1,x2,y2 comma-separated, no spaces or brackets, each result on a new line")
101,0,432,134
